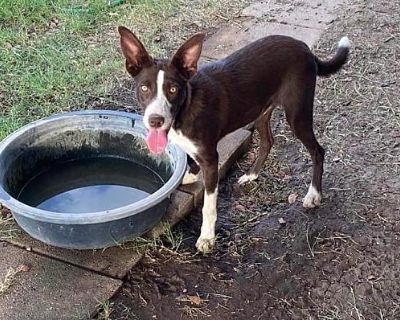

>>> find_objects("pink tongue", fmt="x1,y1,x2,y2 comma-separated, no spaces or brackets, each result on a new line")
146,129,168,155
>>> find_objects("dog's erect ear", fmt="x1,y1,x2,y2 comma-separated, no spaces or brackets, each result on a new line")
171,33,205,79
118,26,152,77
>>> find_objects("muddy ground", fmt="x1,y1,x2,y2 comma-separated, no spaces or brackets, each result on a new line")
105,0,400,319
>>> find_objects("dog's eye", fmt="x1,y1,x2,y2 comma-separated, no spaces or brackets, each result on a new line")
140,85,149,92
169,86,177,94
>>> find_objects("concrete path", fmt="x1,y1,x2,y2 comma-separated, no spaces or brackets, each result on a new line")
203,0,347,60
0,0,348,318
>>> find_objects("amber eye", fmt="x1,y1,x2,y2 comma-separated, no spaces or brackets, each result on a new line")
140,85,149,92
169,86,177,94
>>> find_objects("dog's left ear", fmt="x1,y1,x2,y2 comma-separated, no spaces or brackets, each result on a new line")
171,33,205,79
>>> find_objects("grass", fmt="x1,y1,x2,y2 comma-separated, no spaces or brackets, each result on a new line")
0,0,247,140
0,267,20,296
0,215,19,241
95,300,114,320
0,0,179,140
117,222,185,253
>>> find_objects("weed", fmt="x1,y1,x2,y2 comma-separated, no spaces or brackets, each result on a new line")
0,267,19,296
0,216,19,241
95,299,114,320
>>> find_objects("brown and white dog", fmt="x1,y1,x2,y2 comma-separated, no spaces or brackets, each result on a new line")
118,26,350,253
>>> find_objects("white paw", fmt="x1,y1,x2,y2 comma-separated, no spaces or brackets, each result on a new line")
303,185,322,208
196,237,215,254
181,172,199,185
238,173,258,185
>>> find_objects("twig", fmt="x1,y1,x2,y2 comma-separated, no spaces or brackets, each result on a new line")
306,224,314,258
350,286,363,320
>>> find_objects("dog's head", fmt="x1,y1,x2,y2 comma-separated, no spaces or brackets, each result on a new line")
118,26,205,154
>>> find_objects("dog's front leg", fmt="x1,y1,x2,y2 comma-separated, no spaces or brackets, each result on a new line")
196,153,218,253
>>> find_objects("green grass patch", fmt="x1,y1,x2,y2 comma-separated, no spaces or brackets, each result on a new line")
0,0,177,140
0,0,247,140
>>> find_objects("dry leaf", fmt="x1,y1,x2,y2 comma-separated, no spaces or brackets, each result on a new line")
187,295,202,306
17,264,31,272
288,193,298,204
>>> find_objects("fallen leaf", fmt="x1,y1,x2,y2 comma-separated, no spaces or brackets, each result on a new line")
288,193,298,204
1,207,12,218
278,217,286,225
17,264,31,272
187,295,202,306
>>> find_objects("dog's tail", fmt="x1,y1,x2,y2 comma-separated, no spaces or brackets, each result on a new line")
315,37,351,77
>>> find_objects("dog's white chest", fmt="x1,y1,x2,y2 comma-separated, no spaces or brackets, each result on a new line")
168,128,198,159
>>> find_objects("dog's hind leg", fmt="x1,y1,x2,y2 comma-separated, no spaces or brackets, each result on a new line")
284,86,325,208
238,107,275,184
182,155,200,185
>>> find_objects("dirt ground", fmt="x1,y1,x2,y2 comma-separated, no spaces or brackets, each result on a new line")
106,0,400,319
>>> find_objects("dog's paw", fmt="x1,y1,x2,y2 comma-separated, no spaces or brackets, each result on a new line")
196,237,215,254
181,172,199,185
237,173,258,185
303,186,322,208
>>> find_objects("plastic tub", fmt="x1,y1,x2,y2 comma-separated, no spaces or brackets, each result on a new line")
0,110,186,249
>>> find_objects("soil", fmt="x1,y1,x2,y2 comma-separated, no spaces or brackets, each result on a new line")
105,0,400,319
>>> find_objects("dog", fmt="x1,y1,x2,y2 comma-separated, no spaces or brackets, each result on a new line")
118,26,350,253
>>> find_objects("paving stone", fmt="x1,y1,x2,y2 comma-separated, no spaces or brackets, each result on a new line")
202,0,349,60
242,0,346,28
179,128,252,207
0,243,121,320
179,178,204,208
218,128,252,178
203,20,323,60
0,191,194,278
0,218,142,279
147,190,194,238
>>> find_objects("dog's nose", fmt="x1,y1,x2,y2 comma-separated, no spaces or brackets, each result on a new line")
148,114,165,128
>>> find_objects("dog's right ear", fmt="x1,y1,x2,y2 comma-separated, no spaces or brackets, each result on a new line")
118,26,152,77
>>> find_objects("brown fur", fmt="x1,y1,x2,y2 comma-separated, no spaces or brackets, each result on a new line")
118,26,350,252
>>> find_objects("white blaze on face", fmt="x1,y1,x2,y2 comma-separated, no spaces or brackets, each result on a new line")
143,70,173,130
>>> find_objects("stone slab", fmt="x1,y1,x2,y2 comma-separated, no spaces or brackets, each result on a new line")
242,0,343,28
0,243,121,320
0,190,194,279
202,20,323,60
0,218,141,280
202,0,349,61
179,128,252,207
218,128,252,178
147,190,194,238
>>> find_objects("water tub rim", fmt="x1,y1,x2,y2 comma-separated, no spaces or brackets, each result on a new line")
0,110,187,225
